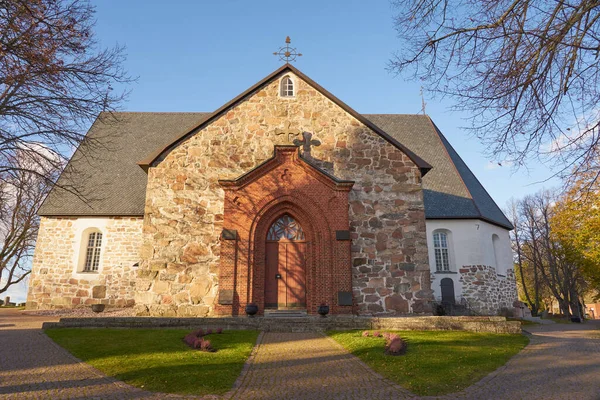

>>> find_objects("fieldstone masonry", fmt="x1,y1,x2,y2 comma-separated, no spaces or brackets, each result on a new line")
460,265,517,315
135,71,431,316
27,217,143,309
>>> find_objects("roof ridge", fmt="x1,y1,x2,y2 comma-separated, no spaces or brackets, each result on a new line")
101,111,211,115
363,113,428,117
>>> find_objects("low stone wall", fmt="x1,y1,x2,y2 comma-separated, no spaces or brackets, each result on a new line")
460,266,518,315
43,315,521,334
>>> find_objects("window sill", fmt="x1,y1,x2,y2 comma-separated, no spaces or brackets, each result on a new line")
77,271,100,274
434,271,457,274
496,274,506,277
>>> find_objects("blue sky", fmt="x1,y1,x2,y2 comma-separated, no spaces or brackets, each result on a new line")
5,0,559,303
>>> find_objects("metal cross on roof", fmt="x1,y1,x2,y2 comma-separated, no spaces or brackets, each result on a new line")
273,36,302,63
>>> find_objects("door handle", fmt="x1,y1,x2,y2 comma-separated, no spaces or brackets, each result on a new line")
275,273,282,279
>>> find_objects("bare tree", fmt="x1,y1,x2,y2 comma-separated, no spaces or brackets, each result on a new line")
391,0,600,189
0,158,55,295
515,191,586,318
0,0,132,189
507,198,543,315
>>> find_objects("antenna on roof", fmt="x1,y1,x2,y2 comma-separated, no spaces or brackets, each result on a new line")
273,36,302,63
420,86,427,115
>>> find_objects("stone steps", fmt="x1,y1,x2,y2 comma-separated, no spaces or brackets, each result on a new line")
264,310,307,318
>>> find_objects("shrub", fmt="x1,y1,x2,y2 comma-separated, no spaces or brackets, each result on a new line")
200,339,215,352
216,327,223,334
183,329,217,352
192,328,204,337
372,331,382,337
184,333,198,347
206,328,213,335
362,331,370,337
385,337,407,356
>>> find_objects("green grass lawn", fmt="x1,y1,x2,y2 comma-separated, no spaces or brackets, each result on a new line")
328,330,528,396
46,328,259,396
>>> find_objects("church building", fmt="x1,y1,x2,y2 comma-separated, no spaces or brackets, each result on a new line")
26,63,517,317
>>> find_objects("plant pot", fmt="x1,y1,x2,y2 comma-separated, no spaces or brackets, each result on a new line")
245,303,258,317
318,305,329,317
91,304,105,313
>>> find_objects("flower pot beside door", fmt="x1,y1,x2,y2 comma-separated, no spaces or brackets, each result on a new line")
245,303,258,317
318,304,329,317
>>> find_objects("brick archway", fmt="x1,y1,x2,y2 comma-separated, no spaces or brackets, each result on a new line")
216,146,354,315
249,198,329,315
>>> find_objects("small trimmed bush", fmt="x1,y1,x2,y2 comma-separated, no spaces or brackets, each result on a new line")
384,333,407,356
362,331,370,337
183,328,224,352
372,331,382,338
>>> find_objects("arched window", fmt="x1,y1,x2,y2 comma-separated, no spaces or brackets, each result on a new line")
280,76,294,97
267,214,305,241
82,230,103,272
433,231,450,272
492,234,502,274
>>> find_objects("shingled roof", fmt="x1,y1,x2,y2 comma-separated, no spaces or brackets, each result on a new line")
38,111,512,229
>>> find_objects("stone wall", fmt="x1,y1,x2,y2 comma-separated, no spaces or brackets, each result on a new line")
43,315,521,334
26,217,143,309
136,70,431,316
459,265,518,315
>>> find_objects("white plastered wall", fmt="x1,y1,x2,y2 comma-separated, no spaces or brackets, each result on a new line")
425,219,513,301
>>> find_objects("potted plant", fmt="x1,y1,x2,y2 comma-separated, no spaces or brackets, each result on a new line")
317,303,329,317
245,303,258,317
91,304,105,313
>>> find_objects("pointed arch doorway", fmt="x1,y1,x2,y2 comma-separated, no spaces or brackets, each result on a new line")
265,214,307,309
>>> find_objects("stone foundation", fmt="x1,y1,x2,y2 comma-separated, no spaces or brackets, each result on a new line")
459,265,517,315
26,217,143,310
42,315,521,334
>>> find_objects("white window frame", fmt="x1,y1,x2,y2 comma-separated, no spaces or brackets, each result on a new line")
279,75,295,98
433,230,451,272
76,228,105,274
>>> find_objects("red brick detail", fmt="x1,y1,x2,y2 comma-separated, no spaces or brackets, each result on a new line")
216,146,353,316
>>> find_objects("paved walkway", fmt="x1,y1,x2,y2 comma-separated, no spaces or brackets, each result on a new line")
1,309,599,399
228,332,413,399
0,309,188,399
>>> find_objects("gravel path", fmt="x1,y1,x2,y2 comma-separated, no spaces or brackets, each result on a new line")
1,308,599,399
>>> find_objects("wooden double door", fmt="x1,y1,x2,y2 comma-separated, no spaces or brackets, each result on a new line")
264,215,307,309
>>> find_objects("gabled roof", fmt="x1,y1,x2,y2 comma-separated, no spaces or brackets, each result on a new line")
137,63,432,176
367,114,513,229
37,67,512,229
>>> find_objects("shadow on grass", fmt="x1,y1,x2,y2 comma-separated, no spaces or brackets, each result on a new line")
328,330,529,396
45,328,259,396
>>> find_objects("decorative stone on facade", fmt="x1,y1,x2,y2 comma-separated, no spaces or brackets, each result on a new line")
26,217,143,309
459,265,517,315
135,71,431,316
